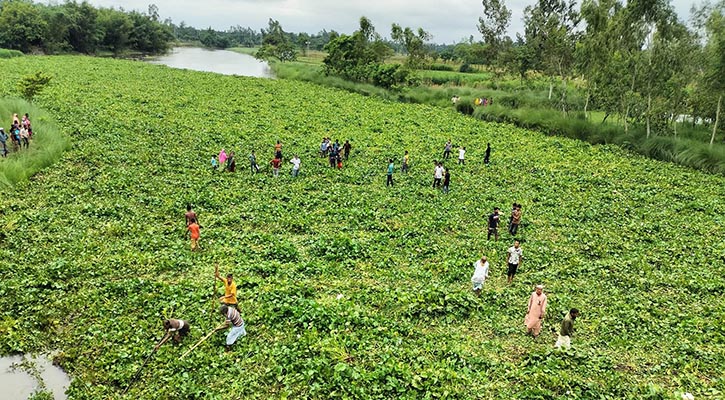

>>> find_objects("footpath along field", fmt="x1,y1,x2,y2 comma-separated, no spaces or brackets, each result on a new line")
0,56,723,399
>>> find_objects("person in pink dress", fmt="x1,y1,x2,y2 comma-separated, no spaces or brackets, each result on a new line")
524,285,547,338
218,149,227,167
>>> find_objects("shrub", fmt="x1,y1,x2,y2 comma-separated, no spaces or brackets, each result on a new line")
459,63,474,73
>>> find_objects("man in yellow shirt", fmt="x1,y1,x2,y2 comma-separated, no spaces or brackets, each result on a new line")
215,264,238,309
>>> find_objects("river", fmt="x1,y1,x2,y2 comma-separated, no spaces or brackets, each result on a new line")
147,47,273,78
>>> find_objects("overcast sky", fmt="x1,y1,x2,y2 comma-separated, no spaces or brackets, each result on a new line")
81,0,699,44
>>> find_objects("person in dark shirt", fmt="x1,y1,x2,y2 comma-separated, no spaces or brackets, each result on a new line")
443,167,451,194
343,140,352,160
484,143,491,165
556,308,580,350
487,207,501,241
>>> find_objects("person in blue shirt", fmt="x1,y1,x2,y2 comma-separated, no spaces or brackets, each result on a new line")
386,159,394,187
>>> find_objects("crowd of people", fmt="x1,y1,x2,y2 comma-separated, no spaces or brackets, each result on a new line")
176,136,579,353
1,113,33,157
450,95,494,107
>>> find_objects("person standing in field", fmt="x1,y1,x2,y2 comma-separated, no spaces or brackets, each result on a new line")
386,159,394,187
509,204,522,236
487,207,502,241
270,157,282,177
163,319,191,344
320,138,329,157
211,154,219,170
218,149,227,168
185,204,198,227
443,167,451,194
433,162,444,188
249,151,260,173
343,140,352,160
525,285,547,338
471,256,489,297
401,151,409,173
328,146,338,168
458,146,466,165
290,154,301,177
215,263,238,310
186,218,201,252
484,143,491,165
12,113,19,126
0,128,7,157
274,140,283,161
443,139,452,160
556,308,580,350
219,305,246,352
226,151,236,172
506,240,522,283
19,126,29,149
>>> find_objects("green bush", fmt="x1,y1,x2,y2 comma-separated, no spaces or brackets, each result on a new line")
459,63,474,73
0,48,23,58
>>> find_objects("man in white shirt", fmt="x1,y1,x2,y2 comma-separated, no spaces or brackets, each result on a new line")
290,155,301,177
507,240,523,284
471,256,489,296
432,162,444,188
458,146,466,165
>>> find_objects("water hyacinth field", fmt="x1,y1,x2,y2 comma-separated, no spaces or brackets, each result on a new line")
0,56,723,399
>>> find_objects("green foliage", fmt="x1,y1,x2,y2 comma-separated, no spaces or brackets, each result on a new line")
0,55,723,399
18,71,52,101
255,19,298,62
0,48,23,58
459,63,474,73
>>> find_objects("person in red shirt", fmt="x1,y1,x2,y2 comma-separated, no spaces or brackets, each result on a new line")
270,157,281,177
187,218,201,251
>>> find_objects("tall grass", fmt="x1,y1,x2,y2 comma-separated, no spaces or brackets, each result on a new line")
0,98,69,188
0,48,23,59
472,105,725,175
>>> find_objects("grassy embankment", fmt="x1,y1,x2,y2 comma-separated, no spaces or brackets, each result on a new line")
230,47,725,175
0,55,723,399
0,98,69,188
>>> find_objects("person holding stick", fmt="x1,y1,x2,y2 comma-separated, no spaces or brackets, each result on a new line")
163,319,191,344
220,305,246,351
215,264,238,309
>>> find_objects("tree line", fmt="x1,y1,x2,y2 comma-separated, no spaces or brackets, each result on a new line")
0,1,173,54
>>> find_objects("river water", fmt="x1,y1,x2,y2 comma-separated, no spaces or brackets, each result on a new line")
147,47,273,77
0,354,70,399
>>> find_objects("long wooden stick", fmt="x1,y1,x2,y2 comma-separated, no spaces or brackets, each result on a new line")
122,333,171,394
181,323,226,359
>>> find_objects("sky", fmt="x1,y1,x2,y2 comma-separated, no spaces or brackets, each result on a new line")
81,0,699,44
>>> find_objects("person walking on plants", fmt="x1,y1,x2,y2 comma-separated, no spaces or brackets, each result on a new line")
226,151,236,172
484,143,491,165
524,285,547,338
506,240,523,283
471,256,489,297
433,162,444,188
249,151,260,173
211,154,219,170
401,151,409,173
215,264,238,309
458,146,466,165
0,128,7,157
386,159,394,187
219,304,246,351
274,140,283,161
290,154,301,177
555,308,580,350
443,167,451,194
185,204,198,227
343,140,352,160
509,204,522,236
186,218,201,251
163,319,191,344
270,157,282,177
487,207,502,241
443,139,452,160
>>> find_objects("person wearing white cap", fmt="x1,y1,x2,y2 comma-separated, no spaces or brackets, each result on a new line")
524,285,547,338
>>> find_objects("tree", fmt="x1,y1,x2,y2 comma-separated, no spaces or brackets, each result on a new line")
523,0,580,107
390,24,431,68
255,19,297,62
695,2,725,146
478,0,512,65
63,1,102,54
0,0,48,53
98,8,133,55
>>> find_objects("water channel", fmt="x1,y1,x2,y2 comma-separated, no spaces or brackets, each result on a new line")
147,47,273,77
0,354,70,399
